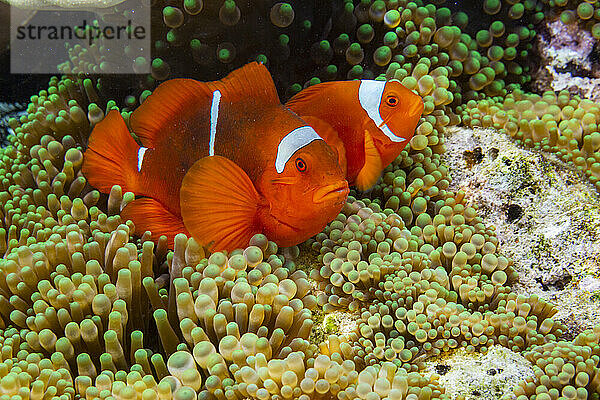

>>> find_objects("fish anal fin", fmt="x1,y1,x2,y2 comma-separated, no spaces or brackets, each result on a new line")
180,156,262,252
354,130,383,191
214,62,280,106
301,115,347,176
121,198,188,248
82,110,140,193
130,78,213,149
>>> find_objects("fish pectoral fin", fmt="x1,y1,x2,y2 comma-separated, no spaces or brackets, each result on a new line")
354,130,383,191
180,155,262,252
121,198,188,248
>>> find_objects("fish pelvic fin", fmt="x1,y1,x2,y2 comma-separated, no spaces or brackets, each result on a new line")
121,198,188,248
180,155,263,252
82,109,141,194
354,130,383,191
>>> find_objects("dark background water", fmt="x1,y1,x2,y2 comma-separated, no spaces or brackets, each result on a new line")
0,0,536,106
0,2,53,103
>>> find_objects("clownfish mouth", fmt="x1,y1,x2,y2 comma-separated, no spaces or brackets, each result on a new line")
313,181,350,204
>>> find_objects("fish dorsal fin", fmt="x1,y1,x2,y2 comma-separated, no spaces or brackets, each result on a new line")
355,130,382,191
130,63,279,149
214,62,280,106
180,156,262,252
130,78,213,148
285,82,342,111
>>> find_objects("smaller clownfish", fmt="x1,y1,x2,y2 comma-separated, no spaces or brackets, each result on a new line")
82,62,348,251
286,79,424,191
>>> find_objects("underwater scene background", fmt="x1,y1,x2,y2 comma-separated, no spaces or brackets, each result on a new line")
2,0,600,399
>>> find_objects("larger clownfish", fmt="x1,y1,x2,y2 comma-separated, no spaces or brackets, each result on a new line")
82,62,349,251
286,79,424,191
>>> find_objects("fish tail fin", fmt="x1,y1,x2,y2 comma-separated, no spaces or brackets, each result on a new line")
83,109,141,193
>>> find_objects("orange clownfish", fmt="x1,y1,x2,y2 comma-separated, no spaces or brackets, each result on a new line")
82,62,349,251
286,79,424,191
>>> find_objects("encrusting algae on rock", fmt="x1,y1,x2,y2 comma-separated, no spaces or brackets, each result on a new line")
3,0,600,399
461,89,600,193
442,125,600,336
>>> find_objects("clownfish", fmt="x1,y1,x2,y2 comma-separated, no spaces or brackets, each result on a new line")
285,79,424,191
82,62,349,251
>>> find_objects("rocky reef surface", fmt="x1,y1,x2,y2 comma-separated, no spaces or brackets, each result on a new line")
444,125,600,338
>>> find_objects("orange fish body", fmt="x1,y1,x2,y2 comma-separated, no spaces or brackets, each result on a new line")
286,80,424,191
83,63,348,251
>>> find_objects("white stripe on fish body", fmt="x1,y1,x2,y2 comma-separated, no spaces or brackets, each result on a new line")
209,90,222,157
275,126,323,173
358,80,405,143
137,146,148,172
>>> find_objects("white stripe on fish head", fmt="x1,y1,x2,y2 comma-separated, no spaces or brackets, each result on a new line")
275,126,323,173
358,80,405,143
137,146,148,172
208,90,222,157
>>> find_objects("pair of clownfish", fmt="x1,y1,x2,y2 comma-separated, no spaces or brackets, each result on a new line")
82,62,424,251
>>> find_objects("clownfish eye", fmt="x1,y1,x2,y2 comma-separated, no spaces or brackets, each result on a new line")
295,157,307,172
386,96,398,107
